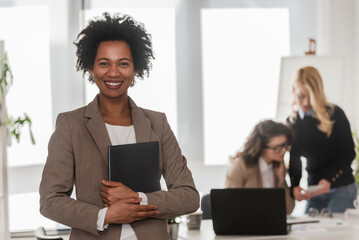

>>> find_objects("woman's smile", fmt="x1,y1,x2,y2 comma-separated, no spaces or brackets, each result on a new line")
104,81,124,88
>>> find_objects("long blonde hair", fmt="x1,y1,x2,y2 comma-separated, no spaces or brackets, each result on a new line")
289,66,334,137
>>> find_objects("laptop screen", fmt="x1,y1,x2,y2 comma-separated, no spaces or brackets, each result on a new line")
210,188,288,235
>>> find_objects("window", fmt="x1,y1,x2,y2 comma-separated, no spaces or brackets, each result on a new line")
1,5,52,167
201,8,290,165
0,5,54,231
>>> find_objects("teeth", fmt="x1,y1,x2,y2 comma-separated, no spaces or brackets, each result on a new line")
106,81,122,86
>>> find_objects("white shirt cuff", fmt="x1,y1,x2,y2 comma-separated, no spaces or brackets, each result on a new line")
97,207,109,231
138,192,148,205
97,193,147,231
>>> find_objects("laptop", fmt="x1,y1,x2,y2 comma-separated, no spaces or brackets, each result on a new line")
210,188,318,235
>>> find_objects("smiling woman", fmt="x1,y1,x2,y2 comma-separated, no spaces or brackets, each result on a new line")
39,12,199,240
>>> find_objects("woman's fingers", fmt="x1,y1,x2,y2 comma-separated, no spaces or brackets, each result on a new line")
293,186,311,201
105,199,158,224
102,179,122,187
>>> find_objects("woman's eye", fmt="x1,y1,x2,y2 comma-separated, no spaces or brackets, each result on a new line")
99,62,108,66
298,94,305,100
119,62,129,66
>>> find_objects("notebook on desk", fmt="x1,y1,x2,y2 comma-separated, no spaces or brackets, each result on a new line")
210,188,318,235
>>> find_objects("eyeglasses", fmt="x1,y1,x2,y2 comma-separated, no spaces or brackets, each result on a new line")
308,207,333,218
265,142,288,154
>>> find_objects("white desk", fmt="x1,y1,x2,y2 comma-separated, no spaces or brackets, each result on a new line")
178,218,359,240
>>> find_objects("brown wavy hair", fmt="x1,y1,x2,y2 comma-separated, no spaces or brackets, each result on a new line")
234,120,294,166
288,66,334,137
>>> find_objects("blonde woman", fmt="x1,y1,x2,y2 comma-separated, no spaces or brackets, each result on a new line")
288,66,357,213
226,120,295,214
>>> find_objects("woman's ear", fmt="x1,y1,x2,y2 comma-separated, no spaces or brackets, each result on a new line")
292,85,296,95
292,85,298,104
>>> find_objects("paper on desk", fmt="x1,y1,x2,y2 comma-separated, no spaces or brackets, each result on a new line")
318,218,351,227
291,224,328,234
291,218,351,234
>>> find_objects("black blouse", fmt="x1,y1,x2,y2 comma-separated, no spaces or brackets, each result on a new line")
288,105,355,189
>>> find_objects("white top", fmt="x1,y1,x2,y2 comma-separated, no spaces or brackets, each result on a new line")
105,124,136,145
298,107,314,119
258,157,275,188
97,124,147,240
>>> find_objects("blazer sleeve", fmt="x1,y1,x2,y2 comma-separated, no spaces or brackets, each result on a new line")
145,114,200,218
277,173,295,215
225,158,246,188
289,142,302,188
319,107,355,186
287,116,302,189
39,113,101,237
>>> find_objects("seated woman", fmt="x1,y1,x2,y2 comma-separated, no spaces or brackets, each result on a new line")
225,120,295,214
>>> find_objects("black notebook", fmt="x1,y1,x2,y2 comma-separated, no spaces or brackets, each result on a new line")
108,141,161,193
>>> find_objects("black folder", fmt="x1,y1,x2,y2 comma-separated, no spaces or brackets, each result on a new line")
108,141,161,193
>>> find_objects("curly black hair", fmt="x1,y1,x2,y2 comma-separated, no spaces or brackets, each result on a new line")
74,12,154,84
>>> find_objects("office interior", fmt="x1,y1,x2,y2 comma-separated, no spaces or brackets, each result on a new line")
1,0,359,236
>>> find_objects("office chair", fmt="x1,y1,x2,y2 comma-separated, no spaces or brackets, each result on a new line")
201,193,212,219
35,227,63,240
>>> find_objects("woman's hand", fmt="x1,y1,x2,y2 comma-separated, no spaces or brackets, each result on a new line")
104,197,159,224
293,186,311,201
101,180,138,206
310,179,330,197
273,160,285,184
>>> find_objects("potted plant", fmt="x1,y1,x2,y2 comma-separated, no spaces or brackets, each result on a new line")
167,217,180,240
0,52,35,145
352,132,359,187
0,44,35,240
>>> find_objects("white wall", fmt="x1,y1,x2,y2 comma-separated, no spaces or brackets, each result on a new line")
316,0,358,130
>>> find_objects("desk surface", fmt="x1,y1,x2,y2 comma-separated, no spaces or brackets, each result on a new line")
178,218,359,240
13,217,359,240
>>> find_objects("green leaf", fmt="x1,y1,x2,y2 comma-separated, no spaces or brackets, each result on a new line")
352,131,359,187
1,52,35,147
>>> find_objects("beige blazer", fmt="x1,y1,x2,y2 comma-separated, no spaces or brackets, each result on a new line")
225,157,295,214
39,96,200,240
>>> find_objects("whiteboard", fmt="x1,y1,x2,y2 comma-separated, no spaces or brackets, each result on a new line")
276,56,344,122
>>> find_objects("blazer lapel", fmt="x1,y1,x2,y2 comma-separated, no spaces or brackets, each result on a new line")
129,97,153,143
83,96,157,166
84,95,111,166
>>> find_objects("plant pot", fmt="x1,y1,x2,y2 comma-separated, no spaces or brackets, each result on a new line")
167,223,179,240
